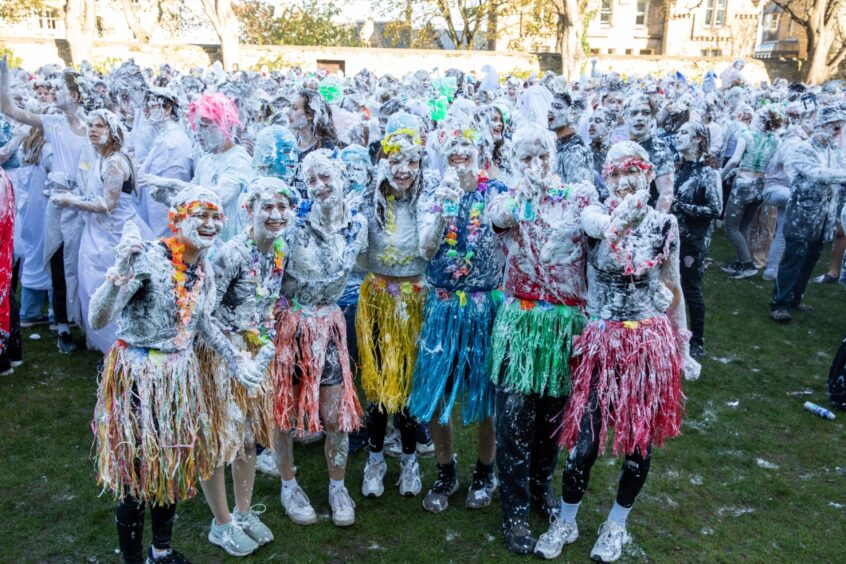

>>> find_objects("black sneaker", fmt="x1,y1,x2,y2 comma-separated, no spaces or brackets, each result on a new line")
146,547,192,564
731,262,758,279
720,261,742,276
465,466,498,509
502,519,536,555
690,343,706,359
422,462,458,513
57,331,78,354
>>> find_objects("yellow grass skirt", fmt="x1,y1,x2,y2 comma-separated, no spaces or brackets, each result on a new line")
355,273,426,413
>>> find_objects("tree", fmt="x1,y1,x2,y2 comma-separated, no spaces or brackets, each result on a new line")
770,0,846,83
0,0,46,21
546,0,590,80
373,0,508,50
233,0,363,47
64,0,96,66
201,0,241,70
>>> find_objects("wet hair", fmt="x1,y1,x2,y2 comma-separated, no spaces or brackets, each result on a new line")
20,126,46,166
678,121,718,169
623,94,656,117
553,91,585,111
756,106,783,132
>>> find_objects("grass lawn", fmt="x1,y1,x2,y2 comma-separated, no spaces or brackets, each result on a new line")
1,231,845,563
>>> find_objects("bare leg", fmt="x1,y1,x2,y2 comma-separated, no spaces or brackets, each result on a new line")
477,415,496,465
827,225,846,277
200,466,232,525
429,405,454,465
273,429,296,481
320,384,348,481
232,433,257,513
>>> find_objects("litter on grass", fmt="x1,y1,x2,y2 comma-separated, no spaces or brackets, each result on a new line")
756,458,779,470
717,506,755,517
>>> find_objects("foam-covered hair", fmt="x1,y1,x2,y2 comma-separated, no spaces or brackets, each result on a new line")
188,92,241,139
340,144,371,166
88,108,126,148
167,185,224,232
242,176,299,210
302,148,343,183
603,141,652,172
512,127,555,160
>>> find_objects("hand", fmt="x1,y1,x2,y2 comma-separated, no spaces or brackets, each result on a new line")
113,220,145,274
682,354,701,382
49,193,73,208
254,341,276,373
139,173,169,189
435,168,462,215
233,357,264,391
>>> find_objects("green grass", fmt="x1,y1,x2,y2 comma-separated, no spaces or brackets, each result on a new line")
2,231,845,563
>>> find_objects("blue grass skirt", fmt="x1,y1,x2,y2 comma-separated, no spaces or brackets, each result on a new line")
408,287,502,425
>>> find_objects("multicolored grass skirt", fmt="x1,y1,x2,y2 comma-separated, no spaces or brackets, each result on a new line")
408,287,502,425
197,332,276,467
558,315,687,456
490,296,587,397
356,273,426,414
273,302,362,434
92,342,211,505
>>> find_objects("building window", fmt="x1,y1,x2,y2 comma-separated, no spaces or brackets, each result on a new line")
600,0,612,26
701,48,722,57
640,49,653,55
635,1,648,27
37,9,59,30
704,0,726,27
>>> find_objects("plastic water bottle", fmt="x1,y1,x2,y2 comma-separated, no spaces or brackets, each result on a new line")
804,401,836,420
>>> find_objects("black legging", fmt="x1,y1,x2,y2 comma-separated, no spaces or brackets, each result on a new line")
680,240,706,348
115,498,176,564
561,389,652,508
49,244,69,325
366,403,417,455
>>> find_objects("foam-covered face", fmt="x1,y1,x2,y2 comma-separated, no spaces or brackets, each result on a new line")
344,158,370,192
626,103,652,139
251,190,293,240
444,137,479,177
178,204,224,250
253,133,298,182
55,85,73,111
35,86,52,104
143,97,169,124
587,113,610,142
490,111,504,141
87,116,110,146
547,99,575,130
604,92,624,118
798,112,815,135
604,156,653,201
817,120,844,144
195,117,226,153
674,123,697,153
288,96,309,131
305,163,344,208
514,138,551,178
387,153,420,193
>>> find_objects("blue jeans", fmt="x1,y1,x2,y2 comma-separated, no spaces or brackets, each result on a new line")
20,288,51,321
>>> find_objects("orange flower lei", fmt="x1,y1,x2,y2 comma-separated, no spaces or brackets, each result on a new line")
163,236,205,345
167,200,225,232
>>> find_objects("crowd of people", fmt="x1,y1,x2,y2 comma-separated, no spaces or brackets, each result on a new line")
0,54,842,563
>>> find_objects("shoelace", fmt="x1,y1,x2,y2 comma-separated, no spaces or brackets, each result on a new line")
399,461,418,483
333,488,355,509
364,461,384,480
431,471,455,494
290,487,311,507
596,525,624,552
240,503,267,527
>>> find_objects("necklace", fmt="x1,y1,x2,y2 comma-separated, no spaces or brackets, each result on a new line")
246,235,286,344
162,237,205,346
443,171,490,280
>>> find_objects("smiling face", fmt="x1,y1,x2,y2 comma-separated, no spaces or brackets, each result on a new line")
387,152,420,193
490,110,504,141
515,137,551,178
177,204,225,250
288,96,310,131
305,161,344,209
251,190,293,241
444,137,479,177
87,115,110,146
603,148,654,203
626,102,653,140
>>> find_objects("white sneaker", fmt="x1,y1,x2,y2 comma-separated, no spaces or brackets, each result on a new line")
383,428,402,458
207,519,259,557
361,458,387,498
255,450,279,477
329,486,356,527
233,505,274,546
397,458,422,497
280,484,317,525
589,520,630,562
534,515,579,559
416,439,435,457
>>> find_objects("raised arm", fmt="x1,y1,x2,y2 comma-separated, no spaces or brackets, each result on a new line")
0,56,43,130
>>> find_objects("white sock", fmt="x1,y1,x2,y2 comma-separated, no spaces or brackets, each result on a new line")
151,546,172,558
329,478,345,492
369,450,385,463
559,499,581,524
400,452,416,464
608,501,632,527
282,478,298,491
57,323,70,334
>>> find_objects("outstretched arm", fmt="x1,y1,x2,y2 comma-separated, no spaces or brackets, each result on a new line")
0,56,43,130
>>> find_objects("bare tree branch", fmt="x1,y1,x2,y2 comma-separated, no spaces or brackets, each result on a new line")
770,0,811,31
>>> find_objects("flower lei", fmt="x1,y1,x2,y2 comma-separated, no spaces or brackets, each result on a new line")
245,235,286,345
167,200,225,233
442,171,490,280
163,237,205,347
601,158,654,179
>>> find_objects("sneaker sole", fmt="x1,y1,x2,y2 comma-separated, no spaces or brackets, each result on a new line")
208,532,258,557
282,505,317,525
422,483,459,513
362,489,384,498
732,270,758,279
332,516,355,527
399,486,421,497
589,533,630,562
